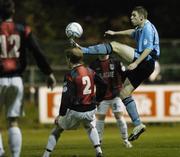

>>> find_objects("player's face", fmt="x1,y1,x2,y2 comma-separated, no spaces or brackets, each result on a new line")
130,11,143,27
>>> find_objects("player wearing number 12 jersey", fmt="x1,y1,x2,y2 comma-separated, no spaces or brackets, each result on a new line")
0,0,56,157
43,48,107,157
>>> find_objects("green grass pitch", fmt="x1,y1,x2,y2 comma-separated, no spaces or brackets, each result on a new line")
1,124,180,157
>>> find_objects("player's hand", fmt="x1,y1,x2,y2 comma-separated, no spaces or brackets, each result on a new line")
69,38,82,49
127,62,138,70
54,115,61,125
104,30,116,36
47,73,56,90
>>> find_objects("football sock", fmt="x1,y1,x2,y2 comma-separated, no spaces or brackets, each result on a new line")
81,43,112,55
86,127,100,146
116,117,128,140
8,127,22,157
96,120,105,142
0,133,5,156
43,127,63,157
122,96,141,126
43,135,57,157
86,127,102,154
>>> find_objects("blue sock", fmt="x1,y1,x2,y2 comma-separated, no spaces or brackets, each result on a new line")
81,43,112,55
122,96,141,126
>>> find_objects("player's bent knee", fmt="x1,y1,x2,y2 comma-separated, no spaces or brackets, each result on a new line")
8,117,18,127
51,127,64,140
120,87,132,99
114,112,123,119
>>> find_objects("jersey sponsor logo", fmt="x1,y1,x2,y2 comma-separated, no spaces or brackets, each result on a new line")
99,71,114,78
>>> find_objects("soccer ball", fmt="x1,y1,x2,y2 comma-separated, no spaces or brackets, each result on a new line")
65,22,83,38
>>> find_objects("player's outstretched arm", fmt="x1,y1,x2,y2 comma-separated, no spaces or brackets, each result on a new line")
105,29,134,36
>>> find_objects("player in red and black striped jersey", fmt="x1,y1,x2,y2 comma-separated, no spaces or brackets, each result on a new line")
89,55,132,148
90,55,124,100
0,0,56,157
43,48,106,157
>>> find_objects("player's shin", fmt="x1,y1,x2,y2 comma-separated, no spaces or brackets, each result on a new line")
43,127,63,157
122,96,141,126
86,127,102,155
8,127,22,157
96,120,105,143
116,117,128,140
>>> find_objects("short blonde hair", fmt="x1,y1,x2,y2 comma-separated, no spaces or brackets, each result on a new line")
65,48,83,64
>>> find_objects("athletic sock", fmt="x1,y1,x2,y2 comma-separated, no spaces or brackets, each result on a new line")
43,134,57,157
122,96,141,126
96,120,105,142
0,133,5,156
43,127,63,157
8,127,22,157
86,126,101,145
116,117,128,140
81,43,112,55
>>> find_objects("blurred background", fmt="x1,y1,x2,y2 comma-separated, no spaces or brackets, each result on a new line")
1,0,180,125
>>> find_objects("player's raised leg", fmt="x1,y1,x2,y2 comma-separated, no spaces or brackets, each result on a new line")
110,41,134,63
69,38,112,55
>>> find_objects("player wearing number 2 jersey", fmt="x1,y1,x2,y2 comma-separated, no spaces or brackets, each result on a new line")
0,0,56,157
43,48,107,157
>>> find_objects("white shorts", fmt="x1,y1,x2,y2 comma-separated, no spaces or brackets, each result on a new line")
0,77,23,117
96,97,124,114
57,109,96,130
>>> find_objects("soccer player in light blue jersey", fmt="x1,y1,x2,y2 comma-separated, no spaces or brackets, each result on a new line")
71,6,160,141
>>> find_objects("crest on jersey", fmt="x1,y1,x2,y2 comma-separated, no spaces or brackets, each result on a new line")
109,64,114,70
143,39,148,45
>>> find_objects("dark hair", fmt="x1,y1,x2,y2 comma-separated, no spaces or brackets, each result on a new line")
0,0,15,20
133,6,148,19
66,48,83,64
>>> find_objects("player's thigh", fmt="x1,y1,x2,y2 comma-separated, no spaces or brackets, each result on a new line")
58,109,80,130
110,41,134,63
96,100,110,115
82,110,97,129
6,77,24,118
110,97,124,113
